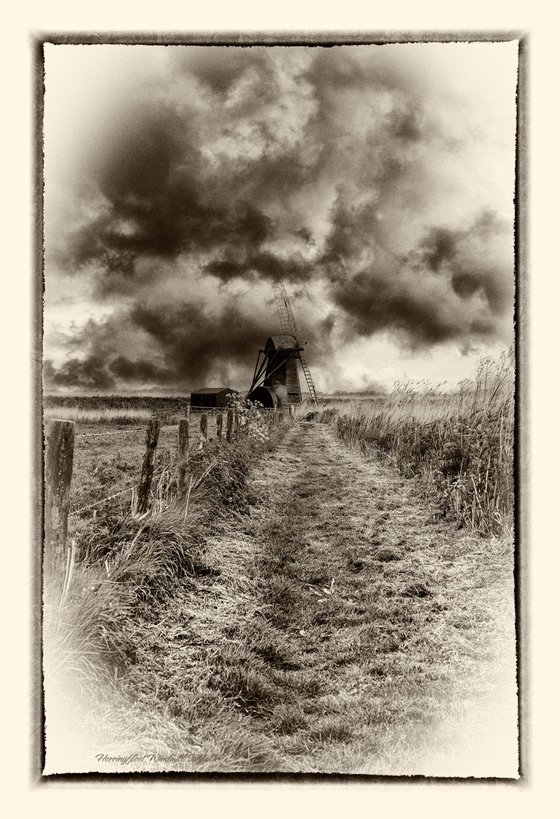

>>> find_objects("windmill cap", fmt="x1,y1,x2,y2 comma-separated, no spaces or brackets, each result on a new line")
266,334,300,350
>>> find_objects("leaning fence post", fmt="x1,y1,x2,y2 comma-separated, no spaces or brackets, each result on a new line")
44,420,75,573
136,418,160,514
226,409,234,441
200,413,208,449
216,412,223,439
177,418,189,493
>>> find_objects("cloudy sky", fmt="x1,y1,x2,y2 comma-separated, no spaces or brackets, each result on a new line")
43,42,518,394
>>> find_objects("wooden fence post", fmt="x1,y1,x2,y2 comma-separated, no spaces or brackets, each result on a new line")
216,412,223,439
136,419,160,514
177,418,189,493
200,413,208,449
44,420,75,572
234,410,239,437
226,409,233,441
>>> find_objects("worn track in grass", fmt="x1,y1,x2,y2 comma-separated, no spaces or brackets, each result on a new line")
57,421,517,776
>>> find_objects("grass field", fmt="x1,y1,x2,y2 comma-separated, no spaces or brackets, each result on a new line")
42,357,517,776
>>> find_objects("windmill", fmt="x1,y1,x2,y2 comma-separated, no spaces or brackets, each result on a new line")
247,283,318,407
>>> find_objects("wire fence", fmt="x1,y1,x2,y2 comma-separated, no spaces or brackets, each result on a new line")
67,446,178,517
44,406,296,569
69,485,137,517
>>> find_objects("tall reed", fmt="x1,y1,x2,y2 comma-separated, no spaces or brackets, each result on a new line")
323,352,514,535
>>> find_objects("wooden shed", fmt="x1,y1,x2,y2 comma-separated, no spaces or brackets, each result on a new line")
190,387,238,410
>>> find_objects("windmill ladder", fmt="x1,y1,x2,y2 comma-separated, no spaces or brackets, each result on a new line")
299,352,318,404
273,283,318,405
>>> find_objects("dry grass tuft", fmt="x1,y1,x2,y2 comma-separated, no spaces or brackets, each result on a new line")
374,547,404,562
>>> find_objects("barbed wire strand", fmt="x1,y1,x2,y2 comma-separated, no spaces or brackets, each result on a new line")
76,427,147,438
149,406,188,418
69,485,136,517
75,421,183,438
69,451,177,517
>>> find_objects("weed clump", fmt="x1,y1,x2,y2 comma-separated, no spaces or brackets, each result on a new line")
403,582,432,599
375,547,403,562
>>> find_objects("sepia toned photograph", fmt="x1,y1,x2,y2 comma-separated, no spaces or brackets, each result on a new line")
41,37,520,777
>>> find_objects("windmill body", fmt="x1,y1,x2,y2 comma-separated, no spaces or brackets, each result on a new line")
247,285,318,407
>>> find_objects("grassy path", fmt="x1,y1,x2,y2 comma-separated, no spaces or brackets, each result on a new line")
66,420,517,775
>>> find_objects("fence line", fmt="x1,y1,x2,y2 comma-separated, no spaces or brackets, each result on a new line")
74,415,250,436
65,425,224,518
148,407,188,419
45,406,296,572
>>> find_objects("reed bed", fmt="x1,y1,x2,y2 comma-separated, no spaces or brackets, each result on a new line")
43,395,188,425
320,352,514,535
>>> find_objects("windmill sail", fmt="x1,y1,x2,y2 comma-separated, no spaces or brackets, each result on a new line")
272,284,318,405
273,283,297,335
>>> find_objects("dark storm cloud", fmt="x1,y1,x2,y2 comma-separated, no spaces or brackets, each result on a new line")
44,357,116,391
130,301,271,380
177,47,274,98
57,50,319,295
390,107,423,142
64,98,321,300
205,250,314,283
45,299,279,391
415,210,514,315
60,47,432,294
324,200,513,347
62,91,279,297
418,227,459,272
305,45,452,105
332,267,472,346
46,45,516,390
108,357,173,382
